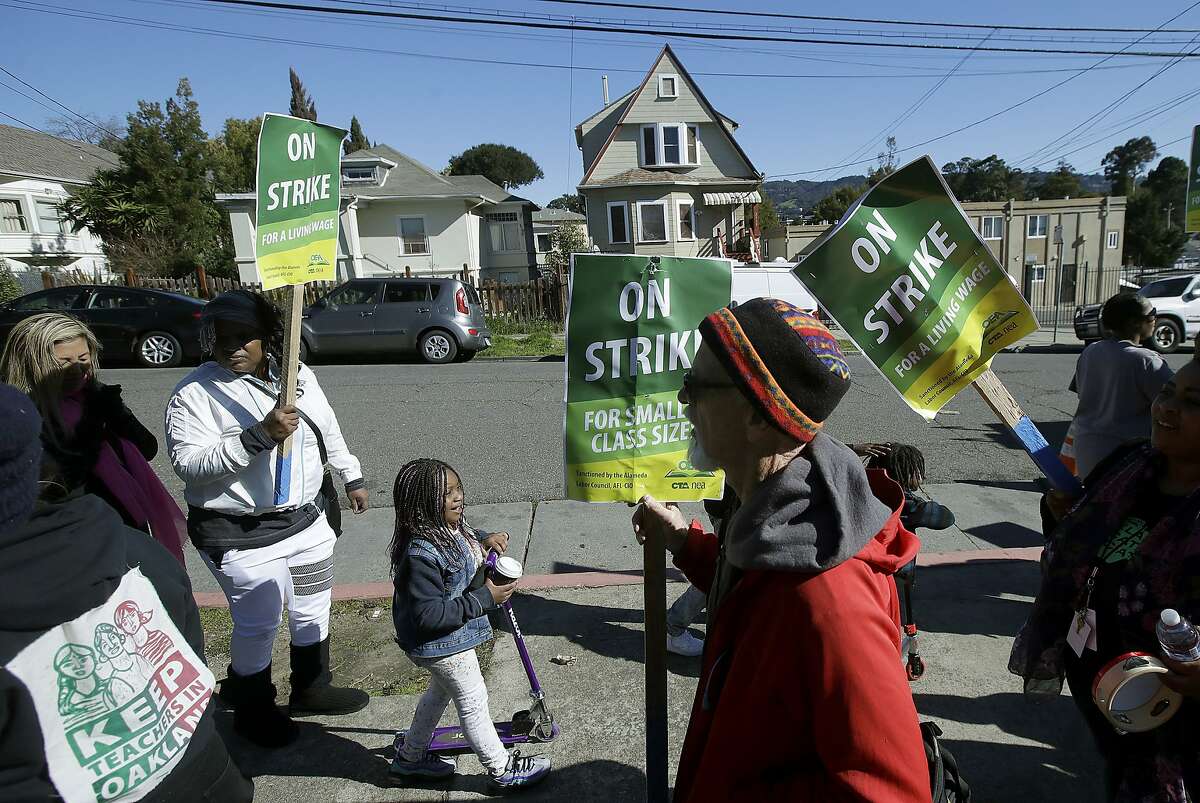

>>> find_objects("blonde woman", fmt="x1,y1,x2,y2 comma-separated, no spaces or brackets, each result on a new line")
0,313,185,562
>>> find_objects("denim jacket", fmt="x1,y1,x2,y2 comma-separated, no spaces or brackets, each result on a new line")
393,531,495,659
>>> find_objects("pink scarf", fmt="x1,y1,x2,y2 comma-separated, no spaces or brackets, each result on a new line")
59,394,187,565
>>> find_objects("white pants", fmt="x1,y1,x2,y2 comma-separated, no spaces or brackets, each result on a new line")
200,516,336,676
401,649,509,775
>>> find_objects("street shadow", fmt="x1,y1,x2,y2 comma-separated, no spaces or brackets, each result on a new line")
495,593,702,679
547,561,687,583
215,707,392,787
955,478,1048,494
414,758,647,800
909,561,1041,639
963,521,1045,549
914,691,1104,801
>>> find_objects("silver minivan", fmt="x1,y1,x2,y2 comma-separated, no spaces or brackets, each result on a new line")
300,278,492,364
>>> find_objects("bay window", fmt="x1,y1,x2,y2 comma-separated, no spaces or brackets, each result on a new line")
639,123,701,168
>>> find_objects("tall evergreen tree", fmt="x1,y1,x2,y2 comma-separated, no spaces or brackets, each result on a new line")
289,67,318,121
344,116,370,155
60,78,233,276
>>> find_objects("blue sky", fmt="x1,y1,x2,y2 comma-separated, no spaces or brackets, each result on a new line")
4,0,1200,204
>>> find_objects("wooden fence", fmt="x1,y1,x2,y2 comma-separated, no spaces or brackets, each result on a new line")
478,278,567,324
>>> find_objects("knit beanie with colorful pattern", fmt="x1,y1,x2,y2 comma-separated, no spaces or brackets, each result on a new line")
698,298,851,443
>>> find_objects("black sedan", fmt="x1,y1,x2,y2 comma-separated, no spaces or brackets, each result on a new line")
0,285,206,368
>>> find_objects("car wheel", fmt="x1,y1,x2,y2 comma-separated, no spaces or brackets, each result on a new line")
298,338,311,364
454,350,477,363
419,329,458,364
1149,319,1183,353
136,331,182,368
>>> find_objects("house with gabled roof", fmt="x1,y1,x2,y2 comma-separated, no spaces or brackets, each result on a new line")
218,143,538,284
0,123,117,285
575,45,764,260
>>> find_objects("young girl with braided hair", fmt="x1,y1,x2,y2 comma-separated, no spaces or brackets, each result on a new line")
389,458,552,791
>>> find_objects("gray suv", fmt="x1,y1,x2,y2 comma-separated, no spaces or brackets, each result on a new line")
300,278,491,363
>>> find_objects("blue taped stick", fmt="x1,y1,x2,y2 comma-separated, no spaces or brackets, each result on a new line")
1012,415,1083,495
273,452,292,506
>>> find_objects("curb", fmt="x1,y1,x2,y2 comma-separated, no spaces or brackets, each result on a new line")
192,546,1042,608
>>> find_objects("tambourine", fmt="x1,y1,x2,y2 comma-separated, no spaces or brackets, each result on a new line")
1091,651,1182,734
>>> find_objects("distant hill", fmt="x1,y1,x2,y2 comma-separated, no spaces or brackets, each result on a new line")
764,171,1111,217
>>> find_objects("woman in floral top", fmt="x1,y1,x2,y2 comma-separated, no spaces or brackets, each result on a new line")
1011,358,1200,802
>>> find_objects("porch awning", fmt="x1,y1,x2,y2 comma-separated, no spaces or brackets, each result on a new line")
702,191,762,206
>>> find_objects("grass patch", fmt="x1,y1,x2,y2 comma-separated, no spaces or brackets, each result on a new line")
486,332,564,358
485,316,562,337
836,338,860,354
199,598,494,697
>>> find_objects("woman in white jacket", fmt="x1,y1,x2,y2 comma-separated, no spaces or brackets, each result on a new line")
165,290,369,748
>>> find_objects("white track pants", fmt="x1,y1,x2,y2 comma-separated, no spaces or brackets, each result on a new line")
401,649,509,775
200,516,336,676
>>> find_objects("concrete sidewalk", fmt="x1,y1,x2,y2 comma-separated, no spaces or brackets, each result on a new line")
222,564,1103,802
186,481,1048,597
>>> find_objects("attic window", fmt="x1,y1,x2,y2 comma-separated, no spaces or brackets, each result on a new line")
639,124,701,168
658,75,679,99
343,166,376,183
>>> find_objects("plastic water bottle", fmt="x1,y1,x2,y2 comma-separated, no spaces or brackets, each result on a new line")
1156,609,1200,662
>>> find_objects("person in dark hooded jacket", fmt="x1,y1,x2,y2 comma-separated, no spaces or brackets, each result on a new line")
633,299,929,803
0,383,251,802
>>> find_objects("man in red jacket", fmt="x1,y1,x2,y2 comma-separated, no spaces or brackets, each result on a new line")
633,299,930,802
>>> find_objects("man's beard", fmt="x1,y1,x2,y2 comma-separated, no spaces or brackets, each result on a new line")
687,430,721,472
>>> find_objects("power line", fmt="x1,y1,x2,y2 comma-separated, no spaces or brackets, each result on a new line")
319,1,1200,46
527,0,1200,34
769,1,1200,178
3,1,1165,81
191,0,1200,57
1016,27,1200,168
0,64,122,139
821,28,995,181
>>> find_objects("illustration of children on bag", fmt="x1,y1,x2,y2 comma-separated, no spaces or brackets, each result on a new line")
53,643,108,721
114,600,174,665
94,623,154,707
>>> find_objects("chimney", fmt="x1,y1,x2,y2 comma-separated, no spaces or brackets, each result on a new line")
602,75,610,107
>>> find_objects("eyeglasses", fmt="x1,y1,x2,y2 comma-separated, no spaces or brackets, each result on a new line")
681,369,734,401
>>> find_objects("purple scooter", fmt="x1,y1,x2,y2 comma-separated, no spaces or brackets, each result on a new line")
393,552,559,755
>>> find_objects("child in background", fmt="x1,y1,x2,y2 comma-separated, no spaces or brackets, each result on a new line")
866,444,954,533
388,458,552,791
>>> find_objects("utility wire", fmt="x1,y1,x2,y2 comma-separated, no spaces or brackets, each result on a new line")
191,0,1200,58
0,64,122,140
1016,32,1200,168
820,28,995,181
526,0,1200,34
769,1,1200,178
4,1,1163,80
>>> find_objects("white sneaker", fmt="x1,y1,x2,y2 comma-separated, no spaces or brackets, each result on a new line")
666,630,704,657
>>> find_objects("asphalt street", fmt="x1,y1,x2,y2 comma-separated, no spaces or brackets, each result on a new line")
107,350,1195,509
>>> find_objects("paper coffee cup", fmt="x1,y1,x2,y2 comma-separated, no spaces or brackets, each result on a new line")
491,556,523,583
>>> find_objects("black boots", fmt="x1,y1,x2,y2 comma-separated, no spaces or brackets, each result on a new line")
288,637,369,716
220,664,299,749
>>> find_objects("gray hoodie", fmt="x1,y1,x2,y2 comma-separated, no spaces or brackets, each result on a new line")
709,433,893,612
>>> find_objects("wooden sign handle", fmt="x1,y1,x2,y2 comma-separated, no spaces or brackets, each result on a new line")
971,368,1082,494
273,284,305,505
644,539,669,803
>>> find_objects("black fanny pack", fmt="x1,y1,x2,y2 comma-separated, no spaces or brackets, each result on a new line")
188,500,324,553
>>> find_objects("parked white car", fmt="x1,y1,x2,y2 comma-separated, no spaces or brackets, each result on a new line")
1074,273,1200,353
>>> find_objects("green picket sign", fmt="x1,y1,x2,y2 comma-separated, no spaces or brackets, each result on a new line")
795,156,1038,419
254,113,347,290
1187,125,1200,233
564,254,731,503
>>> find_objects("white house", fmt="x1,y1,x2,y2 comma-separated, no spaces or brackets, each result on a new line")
575,45,764,260
0,123,117,288
217,144,538,285
531,207,588,273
